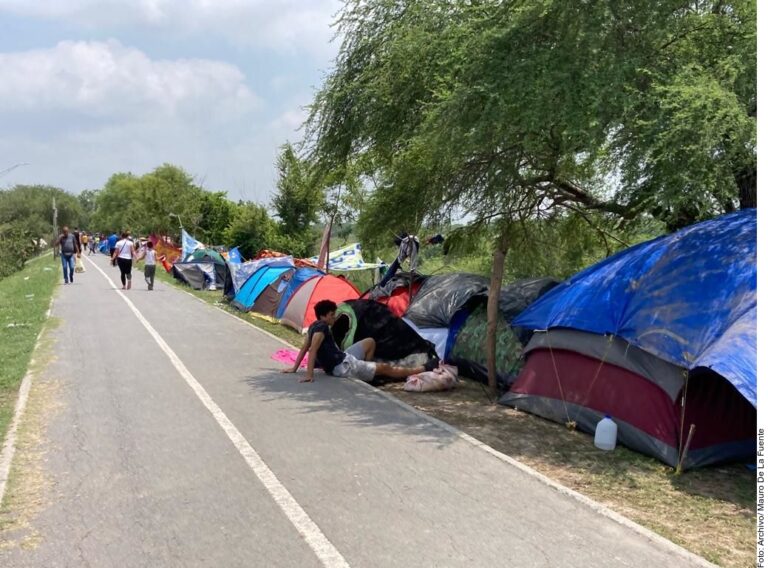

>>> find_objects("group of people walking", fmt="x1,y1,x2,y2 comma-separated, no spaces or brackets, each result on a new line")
55,227,157,290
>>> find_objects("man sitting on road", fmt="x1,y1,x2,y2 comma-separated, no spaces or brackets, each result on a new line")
283,299,439,383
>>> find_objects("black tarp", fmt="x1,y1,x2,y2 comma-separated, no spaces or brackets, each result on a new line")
405,273,489,328
332,300,437,361
499,278,560,325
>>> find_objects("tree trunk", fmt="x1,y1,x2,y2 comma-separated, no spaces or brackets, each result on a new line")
736,165,757,209
486,231,510,394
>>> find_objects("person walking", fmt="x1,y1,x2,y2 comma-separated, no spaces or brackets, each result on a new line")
56,226,80,284
107,232,118,259
136,241,157,291
111,232,136,290
88,233,97,255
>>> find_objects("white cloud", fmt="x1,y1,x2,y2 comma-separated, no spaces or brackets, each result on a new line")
0,0,341,59
0,40,260,119
0,40,309,203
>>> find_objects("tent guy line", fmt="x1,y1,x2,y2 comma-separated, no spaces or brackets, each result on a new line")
84,255,351,568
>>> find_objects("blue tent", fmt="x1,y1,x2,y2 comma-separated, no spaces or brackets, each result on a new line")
275,268,324,319
505,210,756,467
232,265,293,312
514,209,756,405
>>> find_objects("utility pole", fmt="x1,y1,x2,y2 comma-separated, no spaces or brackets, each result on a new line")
52,196,58,258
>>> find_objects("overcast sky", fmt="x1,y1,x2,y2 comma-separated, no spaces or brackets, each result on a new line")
0,0,342,203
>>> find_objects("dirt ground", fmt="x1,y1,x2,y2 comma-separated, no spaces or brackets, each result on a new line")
382,380,755,568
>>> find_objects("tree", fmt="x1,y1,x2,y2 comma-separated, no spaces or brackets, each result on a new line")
224,202,279,259
197,191,236,245
271,143,324,257
306,0,756,390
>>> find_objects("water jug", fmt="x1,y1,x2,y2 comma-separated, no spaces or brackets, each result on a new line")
594,415,617,451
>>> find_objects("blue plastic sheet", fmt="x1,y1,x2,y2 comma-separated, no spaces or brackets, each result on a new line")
514,210,756,405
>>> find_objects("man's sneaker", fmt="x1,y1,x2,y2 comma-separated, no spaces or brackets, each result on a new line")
424,357,441,372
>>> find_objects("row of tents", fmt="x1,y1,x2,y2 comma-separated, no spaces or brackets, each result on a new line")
166,211,756,470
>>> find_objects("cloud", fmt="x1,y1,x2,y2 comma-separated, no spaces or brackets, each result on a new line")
0,40,306,203
0,40,260,119
0,0,341,59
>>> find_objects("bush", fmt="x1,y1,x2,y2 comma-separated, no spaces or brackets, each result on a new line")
0,223,37,279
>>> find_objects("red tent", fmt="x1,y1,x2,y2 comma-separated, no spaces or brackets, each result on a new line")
281,275,360,333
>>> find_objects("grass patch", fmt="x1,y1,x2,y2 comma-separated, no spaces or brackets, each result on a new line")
157,266,754,566
0,255,59,446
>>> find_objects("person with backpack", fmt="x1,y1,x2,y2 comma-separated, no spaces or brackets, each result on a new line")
111,232,136,290
56,226,80,284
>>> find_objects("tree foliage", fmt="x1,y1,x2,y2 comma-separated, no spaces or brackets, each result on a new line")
271,143,325,257
307,0,756,244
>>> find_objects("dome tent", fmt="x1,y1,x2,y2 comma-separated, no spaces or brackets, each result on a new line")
445,278,559,385
363,272,428,317
281,275,361,333
331,300,437,362
172,247,227,290
231,263,294,311
504,210,756,468
274,268,324,319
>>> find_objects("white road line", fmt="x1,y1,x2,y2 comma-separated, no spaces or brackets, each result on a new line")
85,256,350,568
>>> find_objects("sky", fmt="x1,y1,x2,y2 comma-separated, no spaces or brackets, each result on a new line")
0,0,343,204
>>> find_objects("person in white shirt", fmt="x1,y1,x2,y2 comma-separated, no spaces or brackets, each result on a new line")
137,240,157,291
111,232,136,290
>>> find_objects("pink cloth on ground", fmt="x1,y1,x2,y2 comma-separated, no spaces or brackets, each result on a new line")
271,348,308,368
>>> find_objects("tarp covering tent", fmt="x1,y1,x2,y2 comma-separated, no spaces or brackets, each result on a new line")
445,278,559,385
224,257,294,301
184,248,226,264
232,264,294,311
503,210,756,468
172,247,228,290
281,275,361,333
363,272,428,317
405,273,488,328
331,300,437,361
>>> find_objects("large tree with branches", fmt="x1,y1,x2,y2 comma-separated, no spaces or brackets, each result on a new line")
306,0,756,390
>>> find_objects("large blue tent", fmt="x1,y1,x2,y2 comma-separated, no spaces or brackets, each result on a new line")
504,210,756,468
513,209,756,405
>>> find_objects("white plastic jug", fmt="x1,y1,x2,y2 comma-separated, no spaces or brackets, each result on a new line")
594,415,617,451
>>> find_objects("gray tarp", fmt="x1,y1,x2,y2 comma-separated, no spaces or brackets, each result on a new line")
405,273,488,328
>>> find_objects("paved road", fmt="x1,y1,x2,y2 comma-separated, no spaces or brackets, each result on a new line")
0,254,710,567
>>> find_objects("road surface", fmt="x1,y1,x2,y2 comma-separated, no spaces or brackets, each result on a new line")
0,254,710,567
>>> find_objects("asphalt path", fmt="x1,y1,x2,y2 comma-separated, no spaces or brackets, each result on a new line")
0,254,712,567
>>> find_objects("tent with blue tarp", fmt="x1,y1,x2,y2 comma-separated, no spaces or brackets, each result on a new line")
224,257,294,301
503,210,756,468
232,264,294,312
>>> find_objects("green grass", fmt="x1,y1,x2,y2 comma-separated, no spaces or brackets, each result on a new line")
0,255,59,445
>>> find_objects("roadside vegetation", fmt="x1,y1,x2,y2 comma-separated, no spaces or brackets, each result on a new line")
0,255,59,445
